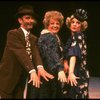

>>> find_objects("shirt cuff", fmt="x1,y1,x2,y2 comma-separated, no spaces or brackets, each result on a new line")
37,65,44,69
29,69,36,74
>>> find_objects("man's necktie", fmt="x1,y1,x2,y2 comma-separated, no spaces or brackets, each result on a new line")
23,33,32,99
25,33,32,61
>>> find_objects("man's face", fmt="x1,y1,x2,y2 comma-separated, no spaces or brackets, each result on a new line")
18,15,35,31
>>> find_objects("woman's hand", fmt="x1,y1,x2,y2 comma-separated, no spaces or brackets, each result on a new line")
58,70,67,83
67,72,80,86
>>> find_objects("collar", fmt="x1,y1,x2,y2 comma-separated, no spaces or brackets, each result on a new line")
20,27,30,37
41,29,50,35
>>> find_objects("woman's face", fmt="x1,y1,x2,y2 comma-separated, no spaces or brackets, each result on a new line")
70,18,81,34
47,18,60,34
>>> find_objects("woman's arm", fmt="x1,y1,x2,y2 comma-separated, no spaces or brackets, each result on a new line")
68,56,80,86
64,60,69,73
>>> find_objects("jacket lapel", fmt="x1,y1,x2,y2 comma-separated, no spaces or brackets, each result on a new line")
17,28,26,46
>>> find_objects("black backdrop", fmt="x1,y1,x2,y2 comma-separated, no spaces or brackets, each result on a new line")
0,1,100,77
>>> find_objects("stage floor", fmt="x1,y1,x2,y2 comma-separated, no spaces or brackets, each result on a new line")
89,77,100,99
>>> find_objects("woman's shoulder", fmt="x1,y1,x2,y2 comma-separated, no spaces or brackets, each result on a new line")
40,33,55,41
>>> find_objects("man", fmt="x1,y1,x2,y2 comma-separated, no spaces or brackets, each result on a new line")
0,5,54,99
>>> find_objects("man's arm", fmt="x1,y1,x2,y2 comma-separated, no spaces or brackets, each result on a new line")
7,30,40,88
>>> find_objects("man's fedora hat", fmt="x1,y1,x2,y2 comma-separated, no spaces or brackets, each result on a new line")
15,5,37,18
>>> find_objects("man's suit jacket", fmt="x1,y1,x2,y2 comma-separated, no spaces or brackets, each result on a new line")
0,28,43,95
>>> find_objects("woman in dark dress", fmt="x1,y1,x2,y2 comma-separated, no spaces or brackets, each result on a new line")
37,10,67,98
63,9,90,99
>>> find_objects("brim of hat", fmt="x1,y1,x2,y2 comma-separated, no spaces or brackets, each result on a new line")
15,12,38,19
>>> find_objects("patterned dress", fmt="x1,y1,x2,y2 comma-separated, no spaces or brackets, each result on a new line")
64,32,90,99
37,29,64,98
38,29,64,73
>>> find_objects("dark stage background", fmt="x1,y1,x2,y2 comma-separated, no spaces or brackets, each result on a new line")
0,1,100,77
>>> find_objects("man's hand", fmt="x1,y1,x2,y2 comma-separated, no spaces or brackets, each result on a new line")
38,67,54,81
28,71,41,88
58,70,67,83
